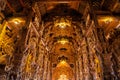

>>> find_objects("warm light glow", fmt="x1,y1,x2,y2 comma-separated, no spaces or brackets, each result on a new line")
52,60,73,80
99,17,114,23
59,22,66,28
57,38,68,44
57,60,69,67
58,74,68,80
104,18,113,23
14,19,20,24
8,18,25,24
60,60,66,65
0,21,7,41
58,22,71,28
26,54,32,72
54,17,71,28
12,19,21,24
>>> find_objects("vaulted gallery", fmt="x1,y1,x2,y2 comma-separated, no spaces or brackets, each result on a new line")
0,0,120,80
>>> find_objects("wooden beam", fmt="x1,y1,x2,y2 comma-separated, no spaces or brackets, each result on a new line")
5,0,15,13
95,11,111,15
31,22,40,37
100,0,105,7
111,1,119,12
19,0,25,7
36,0,82,3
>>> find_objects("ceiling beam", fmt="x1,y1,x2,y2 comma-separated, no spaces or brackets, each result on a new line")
19,0,25,7
100,0,105,7
5,0,15,13
34,0,82,3
95,11,112,15
111,0,119,12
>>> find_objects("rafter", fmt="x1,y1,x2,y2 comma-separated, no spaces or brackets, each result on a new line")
5,0,15,13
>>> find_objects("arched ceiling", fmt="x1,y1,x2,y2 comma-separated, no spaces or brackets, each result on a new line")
2,0,120,34
43,16,81,66
42,4,82,22
52,60,74,80
0,0,120,67
0,0,120,78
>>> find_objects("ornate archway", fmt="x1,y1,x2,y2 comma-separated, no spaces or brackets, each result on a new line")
52,60,74,80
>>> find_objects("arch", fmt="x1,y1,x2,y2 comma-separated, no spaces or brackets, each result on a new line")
52,60,74,80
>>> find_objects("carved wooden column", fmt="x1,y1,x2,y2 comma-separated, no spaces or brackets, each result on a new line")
108,29,120,79
47,60,51,80
78,54,84,80
82,38,90,80
75,60,79,80
42,54,49,80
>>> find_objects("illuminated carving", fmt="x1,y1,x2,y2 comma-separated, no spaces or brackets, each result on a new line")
57,38,69,44
52,60,74,80
0,21,14,64
8,17,25,25
98,16,116,24
58,74,68,80
54,17,71,28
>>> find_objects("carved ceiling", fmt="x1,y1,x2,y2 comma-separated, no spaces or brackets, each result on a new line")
0,0,120,79
3,0,120,34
